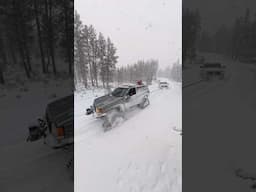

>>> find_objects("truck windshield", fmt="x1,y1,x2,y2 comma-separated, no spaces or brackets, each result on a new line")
112,88,128,97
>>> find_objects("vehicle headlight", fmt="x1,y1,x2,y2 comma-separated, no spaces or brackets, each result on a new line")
96,107,103,114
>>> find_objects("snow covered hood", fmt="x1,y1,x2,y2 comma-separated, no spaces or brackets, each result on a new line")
93,94,123,109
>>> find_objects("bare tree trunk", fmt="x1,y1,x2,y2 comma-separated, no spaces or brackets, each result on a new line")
0,67,4,84
0,36,6,84
45,47,51,72
106,64,110,88
0,33,8,65
88,53,94,86
89,62,94,86
13,0,30,79
48,0,56,75
23,40,32,72
93,60,98,87
9,43,17,65
34,0,46,73
44,0,56,75
63,0,72,75
19,44,31,78
102,76,105,88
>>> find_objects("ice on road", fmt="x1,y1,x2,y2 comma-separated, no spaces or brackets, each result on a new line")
75,81,182,192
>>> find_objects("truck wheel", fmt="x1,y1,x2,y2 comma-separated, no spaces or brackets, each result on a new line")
139,97,150,109
103,117,112,130
103,110,124,131
111,114,124,128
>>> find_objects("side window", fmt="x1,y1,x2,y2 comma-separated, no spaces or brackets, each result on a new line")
137,86,146,93
128,88,136,96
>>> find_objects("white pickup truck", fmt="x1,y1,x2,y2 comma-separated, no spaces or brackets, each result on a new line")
86,84,150,129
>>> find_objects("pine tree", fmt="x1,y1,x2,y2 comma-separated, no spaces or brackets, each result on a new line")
34,0,46,73
105,37,118,88
58,0,74,75
98,32,107,87
10,0,35,78
88,25,97,86
74,11,88,88
182,8,201,66
0,31,6,84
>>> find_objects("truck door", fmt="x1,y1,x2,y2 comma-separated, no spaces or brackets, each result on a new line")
126,87,137,108
136,87,144,105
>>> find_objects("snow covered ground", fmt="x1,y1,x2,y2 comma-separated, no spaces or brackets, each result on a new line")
0,79,73,192
183,54,256,191
75,79,182,192
0,79,72,146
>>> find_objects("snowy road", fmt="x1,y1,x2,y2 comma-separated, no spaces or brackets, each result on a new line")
183,57,256,192
75,81,182,192
0,141,73,192
0,81,73,192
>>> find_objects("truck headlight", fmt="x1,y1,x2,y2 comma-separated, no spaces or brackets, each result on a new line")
96,107,103,114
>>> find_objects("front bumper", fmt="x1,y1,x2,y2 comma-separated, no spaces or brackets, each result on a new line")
95,112,107,118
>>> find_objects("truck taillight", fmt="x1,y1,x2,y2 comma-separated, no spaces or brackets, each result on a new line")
57,127,64,138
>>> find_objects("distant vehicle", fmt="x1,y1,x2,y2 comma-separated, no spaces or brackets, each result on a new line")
86,84,150,129
159,81,169,89
27,94,74,148
200,62,226,80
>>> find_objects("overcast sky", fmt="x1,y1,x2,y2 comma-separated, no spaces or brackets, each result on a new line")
75,0,181,69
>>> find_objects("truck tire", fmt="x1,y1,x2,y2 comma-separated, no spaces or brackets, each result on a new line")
139,97,150,109
103,109,124,131
102,118,111,130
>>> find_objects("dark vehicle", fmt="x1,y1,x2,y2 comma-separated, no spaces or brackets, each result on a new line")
27,94,74,148
86,84,150,128
200,62,226,80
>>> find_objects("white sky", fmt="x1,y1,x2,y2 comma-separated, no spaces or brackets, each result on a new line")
75,0,181,69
